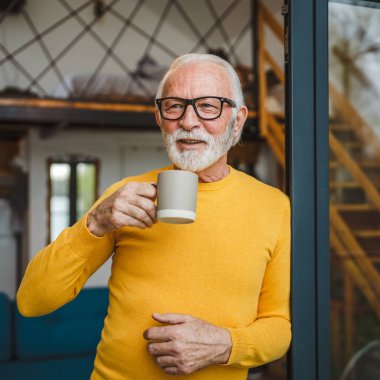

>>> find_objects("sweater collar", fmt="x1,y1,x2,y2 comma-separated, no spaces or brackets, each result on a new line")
162,164,236,191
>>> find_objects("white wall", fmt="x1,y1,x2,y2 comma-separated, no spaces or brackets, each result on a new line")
28,129,170,288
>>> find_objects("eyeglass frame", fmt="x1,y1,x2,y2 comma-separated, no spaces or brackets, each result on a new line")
155,96,237,121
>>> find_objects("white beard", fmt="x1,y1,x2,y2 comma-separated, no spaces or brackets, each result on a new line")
161,119,235,172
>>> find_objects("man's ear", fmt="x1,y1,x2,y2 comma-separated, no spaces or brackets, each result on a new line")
155,110,162,128
233,106,248,137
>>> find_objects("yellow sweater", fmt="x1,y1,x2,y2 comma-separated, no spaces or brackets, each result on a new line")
17,165,291,380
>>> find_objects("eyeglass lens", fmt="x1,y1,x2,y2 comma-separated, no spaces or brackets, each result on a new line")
160,97,223,120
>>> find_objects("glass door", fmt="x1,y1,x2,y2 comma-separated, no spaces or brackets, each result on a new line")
329,1,380,379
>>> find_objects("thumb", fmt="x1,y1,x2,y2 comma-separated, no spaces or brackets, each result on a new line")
152,313,195,325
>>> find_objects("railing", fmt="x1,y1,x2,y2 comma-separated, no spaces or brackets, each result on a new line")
330,133,380,211
266,113,285,168
330,209,380,318
329,81,380,162
257,2,284,137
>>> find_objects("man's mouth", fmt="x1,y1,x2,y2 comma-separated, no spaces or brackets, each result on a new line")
177,139,205,144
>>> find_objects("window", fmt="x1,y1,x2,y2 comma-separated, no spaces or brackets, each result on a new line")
47,155,99,242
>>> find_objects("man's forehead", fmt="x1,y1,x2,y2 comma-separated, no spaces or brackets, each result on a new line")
168,61,228,81
162,62,232,96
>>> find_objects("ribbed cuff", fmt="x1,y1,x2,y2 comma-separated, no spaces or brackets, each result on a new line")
67,215,113,259
225,327,250,366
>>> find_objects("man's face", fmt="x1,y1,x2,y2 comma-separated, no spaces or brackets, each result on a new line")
156,62,238,172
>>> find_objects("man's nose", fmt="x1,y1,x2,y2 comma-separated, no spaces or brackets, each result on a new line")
180,104,201,130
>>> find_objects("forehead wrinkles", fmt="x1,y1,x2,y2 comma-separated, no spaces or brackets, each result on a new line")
162,63,233,98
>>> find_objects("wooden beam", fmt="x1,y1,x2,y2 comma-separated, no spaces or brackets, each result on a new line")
0,98,156,113
258,2,284,42
264,49,285,83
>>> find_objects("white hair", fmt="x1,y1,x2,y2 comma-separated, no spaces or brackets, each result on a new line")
155,53,246,145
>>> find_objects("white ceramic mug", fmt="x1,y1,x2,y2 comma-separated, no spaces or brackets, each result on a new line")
157,170,198,224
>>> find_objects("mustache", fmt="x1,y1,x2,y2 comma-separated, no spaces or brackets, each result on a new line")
168,129,212,143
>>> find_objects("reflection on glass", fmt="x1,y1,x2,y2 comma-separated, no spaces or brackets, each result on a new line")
329,2,380,379
50,163,70,242
76,163,96,220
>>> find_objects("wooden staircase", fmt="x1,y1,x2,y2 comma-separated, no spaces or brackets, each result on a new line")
328,85,380,318
257,1,380,323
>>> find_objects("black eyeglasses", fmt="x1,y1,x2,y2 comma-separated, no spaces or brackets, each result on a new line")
155,96,236,121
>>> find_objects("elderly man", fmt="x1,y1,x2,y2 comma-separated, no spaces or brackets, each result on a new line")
17,53,291,379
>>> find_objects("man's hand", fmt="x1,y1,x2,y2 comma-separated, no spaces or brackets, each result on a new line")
143,313,232,376
86,182,157,236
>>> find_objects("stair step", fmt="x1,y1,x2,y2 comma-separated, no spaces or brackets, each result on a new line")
354,229,380,238
334,204,375,211
329,123,352,131
330,181,380,189
330,181,360,189
330,160,380,169
340,141,362,149
361,160,380,169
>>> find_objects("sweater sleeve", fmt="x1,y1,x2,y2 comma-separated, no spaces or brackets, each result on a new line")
225,197,291,367
16,181,124,317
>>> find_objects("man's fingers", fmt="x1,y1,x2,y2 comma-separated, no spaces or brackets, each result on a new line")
163,366,178,376
125,204,155,227
143,325,173,341
117,182,157,225
112,211,147,230
152,313,195,325
144,314,197,345
130,196,157,223
156,355,177,367
88,182,157,234
148,342,171,356
129,182,157,200
113,193,156,227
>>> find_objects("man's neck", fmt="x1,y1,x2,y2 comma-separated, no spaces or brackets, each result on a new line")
173,155,230,183
196,167,230,183
196,155,230,183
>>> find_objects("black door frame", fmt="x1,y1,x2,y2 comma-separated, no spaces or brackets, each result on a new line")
285,1,330,379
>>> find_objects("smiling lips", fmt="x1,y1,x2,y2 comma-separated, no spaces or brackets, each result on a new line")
178,138,205,144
